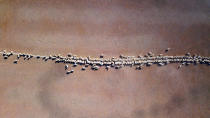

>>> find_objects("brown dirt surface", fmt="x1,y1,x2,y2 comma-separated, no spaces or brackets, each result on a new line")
0,0,209,118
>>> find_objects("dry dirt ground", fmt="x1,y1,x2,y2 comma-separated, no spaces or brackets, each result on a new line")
0,0,210,118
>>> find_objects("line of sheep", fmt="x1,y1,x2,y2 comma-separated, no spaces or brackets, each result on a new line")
0,49,209,74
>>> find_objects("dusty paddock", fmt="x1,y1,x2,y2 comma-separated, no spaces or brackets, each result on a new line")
0,0,210,118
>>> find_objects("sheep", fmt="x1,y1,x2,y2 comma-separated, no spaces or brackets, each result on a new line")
73,63,77,67
146,62,152,66
36,55,41,59
185,52,191,56
100,54,104,58
67,53,72,57
178,65,182,69
81,67,86,71
3,56,8,59
165,48,171,52
158,63,165,66
135,66,142,70
17,54,20,59
115,66,122,69
158,54,163,57
13,60,18,64
65,65,68,70
91,65,99,70
148,52,153,56
105,66,110,70
66,71,71,74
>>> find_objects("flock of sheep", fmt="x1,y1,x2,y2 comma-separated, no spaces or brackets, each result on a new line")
0,49,209,74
